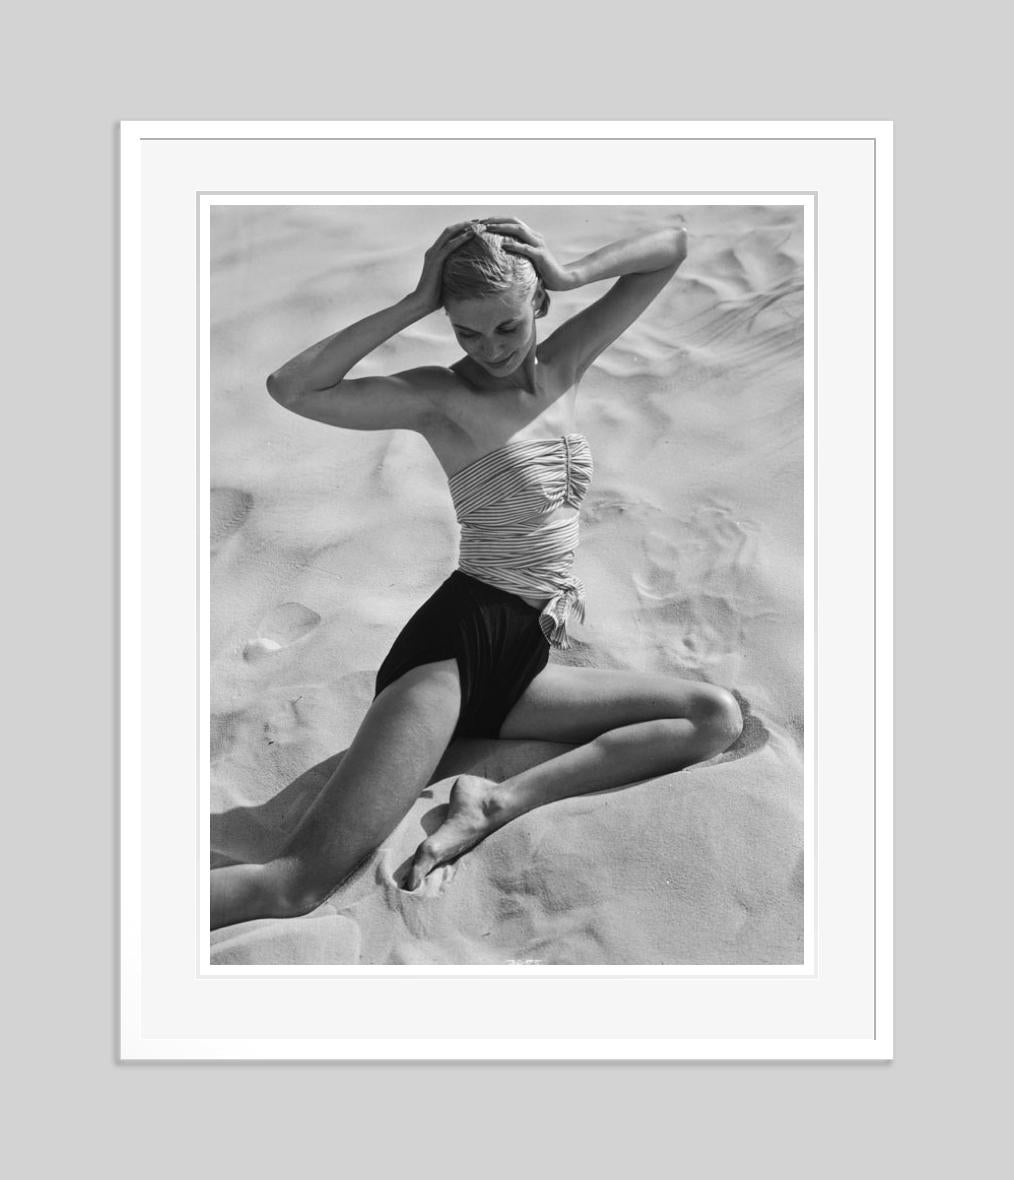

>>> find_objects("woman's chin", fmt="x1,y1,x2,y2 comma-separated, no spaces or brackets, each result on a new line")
481,355,518,375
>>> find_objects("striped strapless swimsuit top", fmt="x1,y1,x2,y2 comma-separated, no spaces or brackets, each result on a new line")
447,433,593,650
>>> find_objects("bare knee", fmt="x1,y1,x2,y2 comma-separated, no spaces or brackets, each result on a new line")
689,685,743,754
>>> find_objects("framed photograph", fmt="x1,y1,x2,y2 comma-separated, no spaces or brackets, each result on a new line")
120,120,892,1059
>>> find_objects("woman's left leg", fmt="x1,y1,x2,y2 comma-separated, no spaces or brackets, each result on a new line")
406,664,742,888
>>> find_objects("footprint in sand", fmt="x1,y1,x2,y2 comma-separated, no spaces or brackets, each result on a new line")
243,601,322,661
634,502,757,674
210,487,253,551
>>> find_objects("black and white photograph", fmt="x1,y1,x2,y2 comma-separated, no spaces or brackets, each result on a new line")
206,201,806,966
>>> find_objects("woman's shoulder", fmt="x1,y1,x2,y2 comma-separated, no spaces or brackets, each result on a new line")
392,364,462,392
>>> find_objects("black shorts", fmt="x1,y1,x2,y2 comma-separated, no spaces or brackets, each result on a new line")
374,570,551,739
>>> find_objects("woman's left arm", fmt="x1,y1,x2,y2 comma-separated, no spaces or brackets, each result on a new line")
557,226,687,289
487,217,687,386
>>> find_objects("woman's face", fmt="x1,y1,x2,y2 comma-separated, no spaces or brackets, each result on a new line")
444,288,538,376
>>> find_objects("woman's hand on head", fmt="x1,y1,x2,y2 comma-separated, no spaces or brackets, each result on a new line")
483,217,576,292
410,222,477,314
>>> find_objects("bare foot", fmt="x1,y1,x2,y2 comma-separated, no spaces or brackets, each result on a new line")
406,774,506,891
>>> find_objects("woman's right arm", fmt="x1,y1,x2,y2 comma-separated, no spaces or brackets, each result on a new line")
266,294,437,430
266,222,474,432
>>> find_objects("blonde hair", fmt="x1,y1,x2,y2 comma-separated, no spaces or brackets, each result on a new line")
441,227,550,318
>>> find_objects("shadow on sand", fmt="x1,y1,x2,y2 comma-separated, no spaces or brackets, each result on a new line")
210,689,770,870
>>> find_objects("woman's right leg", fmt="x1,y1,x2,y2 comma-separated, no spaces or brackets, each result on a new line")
210,658,461,930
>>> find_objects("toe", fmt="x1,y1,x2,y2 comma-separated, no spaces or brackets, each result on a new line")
406,839,440,891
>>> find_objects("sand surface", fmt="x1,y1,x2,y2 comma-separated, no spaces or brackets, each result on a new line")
208,204,804,965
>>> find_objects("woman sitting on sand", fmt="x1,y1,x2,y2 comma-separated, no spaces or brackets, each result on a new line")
211,216,743,930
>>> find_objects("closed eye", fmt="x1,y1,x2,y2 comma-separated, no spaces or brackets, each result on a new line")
454,322,520,338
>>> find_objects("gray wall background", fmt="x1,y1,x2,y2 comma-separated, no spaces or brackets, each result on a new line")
8,0,1006,1174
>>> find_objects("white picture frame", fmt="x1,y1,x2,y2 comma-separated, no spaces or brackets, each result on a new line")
120,120,892,1060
